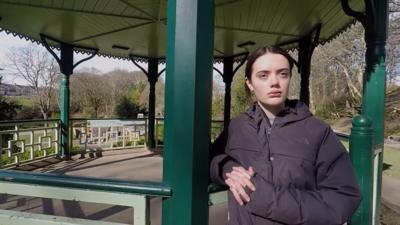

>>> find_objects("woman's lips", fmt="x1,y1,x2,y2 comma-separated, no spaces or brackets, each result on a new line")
268,91,282,97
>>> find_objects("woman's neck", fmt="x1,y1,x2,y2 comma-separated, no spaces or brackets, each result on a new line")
257,101,284,120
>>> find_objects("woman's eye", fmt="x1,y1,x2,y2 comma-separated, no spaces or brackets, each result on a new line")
258,73,268,78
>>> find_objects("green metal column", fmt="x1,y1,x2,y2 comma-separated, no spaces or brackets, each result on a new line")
162,0,214,225
298,36,312,106
59,44,73,159
223,57,234,128
147,58,158,149
349,116,374,225
362,1,388,224
340,1,388,224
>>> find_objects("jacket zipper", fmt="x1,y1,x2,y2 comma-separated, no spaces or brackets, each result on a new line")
266,123,274,182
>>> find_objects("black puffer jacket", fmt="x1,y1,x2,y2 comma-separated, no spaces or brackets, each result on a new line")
210,100,361,225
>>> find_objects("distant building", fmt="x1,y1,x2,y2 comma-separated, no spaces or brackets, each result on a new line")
0,83,35,96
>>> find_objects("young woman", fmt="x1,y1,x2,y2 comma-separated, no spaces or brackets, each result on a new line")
210,46,361,225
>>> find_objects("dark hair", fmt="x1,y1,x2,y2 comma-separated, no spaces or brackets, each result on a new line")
244,46,294,81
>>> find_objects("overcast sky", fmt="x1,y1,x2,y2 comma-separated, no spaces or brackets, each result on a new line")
0,32,146,85
0,31,225,87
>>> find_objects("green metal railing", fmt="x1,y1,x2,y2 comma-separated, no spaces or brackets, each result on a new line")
155,118,164,147
0,118,224,168
0,119,60,168
70,118,148,152
154,118,224,147
0,170,228,225
0,118,228,224
0,170,172,225
0,118,361,225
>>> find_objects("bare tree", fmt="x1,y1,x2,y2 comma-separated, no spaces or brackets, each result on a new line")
390,0,400,13
71,73,110,118
387,1,400,87
5,44,59,119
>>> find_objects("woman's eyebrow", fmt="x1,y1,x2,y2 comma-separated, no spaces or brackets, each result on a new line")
277,68,290,72
256,68,289,74
256,70,270,73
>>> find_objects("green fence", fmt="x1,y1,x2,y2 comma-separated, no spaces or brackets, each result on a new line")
0,170,172,225
0,118,353,224
70,118,148,153
0,119,60,168
0,118,225,168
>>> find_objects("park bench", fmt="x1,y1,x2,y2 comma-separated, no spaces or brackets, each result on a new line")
79,144,103,159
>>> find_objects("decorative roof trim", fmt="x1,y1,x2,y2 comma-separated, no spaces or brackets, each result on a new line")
213,52,248,63
320,19,359,46
1,18,359,64
0,27,167,64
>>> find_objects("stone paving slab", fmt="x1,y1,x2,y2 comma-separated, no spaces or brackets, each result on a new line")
382,174,400,215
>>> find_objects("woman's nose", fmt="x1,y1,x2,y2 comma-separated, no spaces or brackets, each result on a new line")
269,74,279,86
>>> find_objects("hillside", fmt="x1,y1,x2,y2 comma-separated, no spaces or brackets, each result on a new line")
330,86,400,137
386,86,400,136
0,83,34,96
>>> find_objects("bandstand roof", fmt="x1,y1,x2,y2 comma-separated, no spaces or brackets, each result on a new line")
0,0,364,61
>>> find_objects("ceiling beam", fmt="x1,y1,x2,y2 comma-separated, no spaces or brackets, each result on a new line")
215,0,246,8
215,25,300,37
119,0,158,21
0,1,153,21
72,21,154,43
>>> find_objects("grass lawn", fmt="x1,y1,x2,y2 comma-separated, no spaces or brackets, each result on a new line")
341,141,400,179
382,146,400,179
8,96,35,107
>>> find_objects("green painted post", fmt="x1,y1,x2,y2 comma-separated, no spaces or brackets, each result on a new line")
162,0,214,225
223,57,233,129
59,44,73,159
361,1,388,224
349,116,374,225
147,58,158,149
298,36,312,106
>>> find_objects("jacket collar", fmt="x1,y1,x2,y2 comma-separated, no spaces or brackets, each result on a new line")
245,99,312,128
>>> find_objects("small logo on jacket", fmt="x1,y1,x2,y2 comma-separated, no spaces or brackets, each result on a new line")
294,137,310,145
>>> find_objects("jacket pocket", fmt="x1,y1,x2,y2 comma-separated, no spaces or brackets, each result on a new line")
229,146,261,167
270,152,316,189
229,146,273,182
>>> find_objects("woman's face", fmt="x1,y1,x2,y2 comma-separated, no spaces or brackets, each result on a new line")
246,53,291,108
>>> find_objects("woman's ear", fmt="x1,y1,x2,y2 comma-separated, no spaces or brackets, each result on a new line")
245,78,254,92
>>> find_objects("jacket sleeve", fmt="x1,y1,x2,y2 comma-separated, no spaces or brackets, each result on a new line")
209,128,241,186
245,128,362,225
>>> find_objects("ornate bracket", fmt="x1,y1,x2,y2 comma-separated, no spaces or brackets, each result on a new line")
129,55,164,81
340,0,367,26
214,52,248,80
40,33,98,72
340,0,376,46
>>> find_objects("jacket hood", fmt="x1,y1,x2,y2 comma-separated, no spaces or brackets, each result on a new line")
245,99,312,127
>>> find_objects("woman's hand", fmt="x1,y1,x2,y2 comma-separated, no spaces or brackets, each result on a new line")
225,166,255,205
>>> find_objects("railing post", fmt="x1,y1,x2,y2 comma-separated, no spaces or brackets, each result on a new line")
144,119,148,146
13,125,19,166
349,115,374,225
154,119,158,147
55,121,60,155
123,126,126,148
29,131,34,160
133,196,150,225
